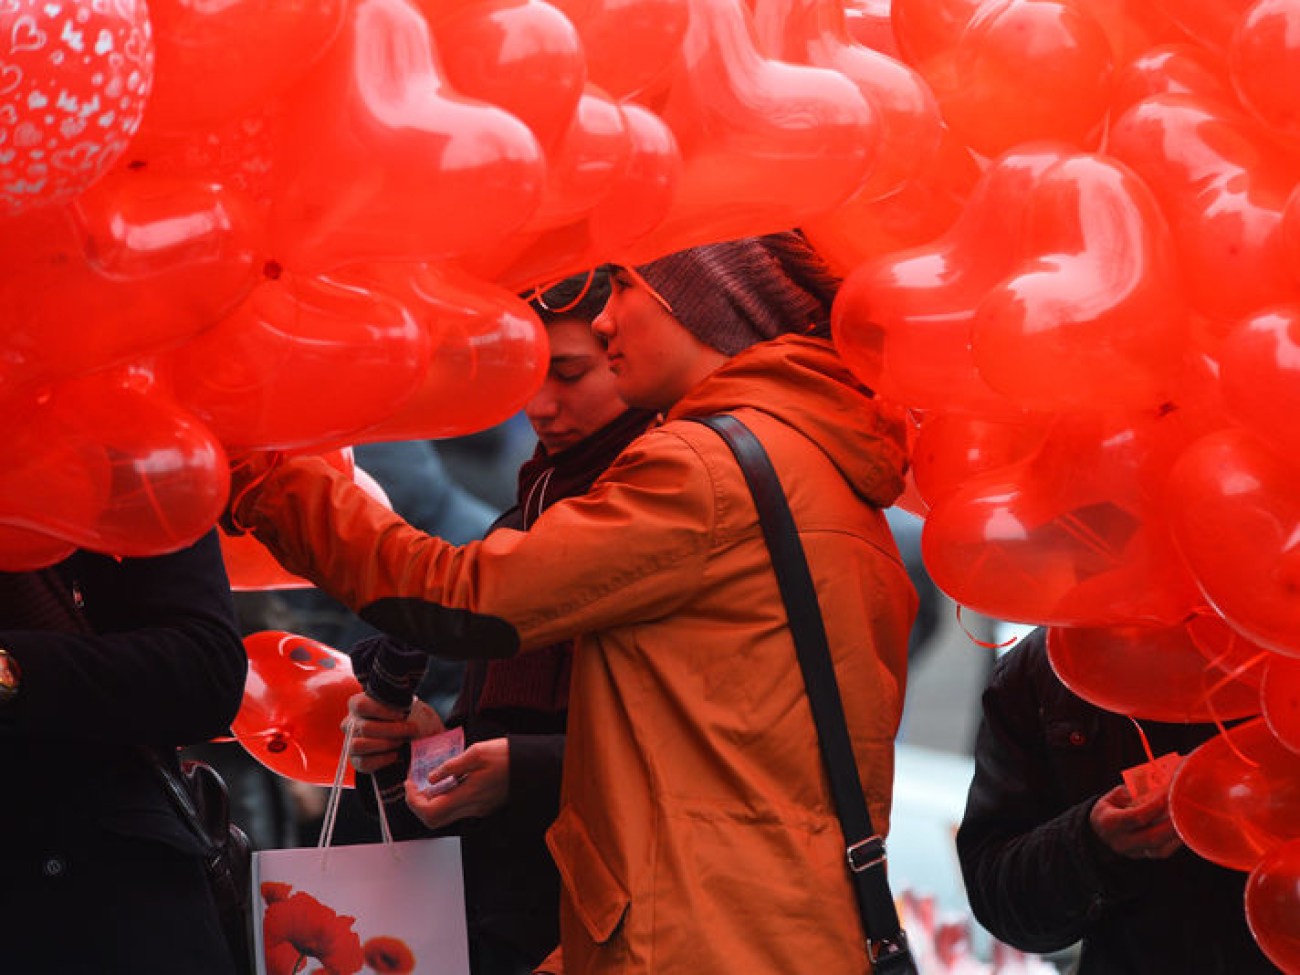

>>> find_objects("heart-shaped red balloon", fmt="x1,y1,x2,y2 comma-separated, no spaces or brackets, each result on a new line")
1047,622,1262,723
750,0,943,204
0,168,265,387
1262,655,1300,755
1108,93,1300,330
970,152,1189,412
143,0,347,134
234,631,362,787
351,264,548,441
939,0,1115,158
421,0,585,152
1169,717,1300,871
1245,838,1300,973
621,0,876,262
0,368,229,559
166,267,431,452
922,410,1207,627
1219,305,1300,459
1166,427,1300,658
268,0,546,273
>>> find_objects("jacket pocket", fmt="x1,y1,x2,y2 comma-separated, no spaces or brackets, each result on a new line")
547,805,629,945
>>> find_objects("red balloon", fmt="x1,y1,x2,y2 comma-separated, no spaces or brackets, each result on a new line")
1166,428,1300,659
890,0,983,96
1169,717,1300,871
938,0,1115,158
1107,94,1300,330
1263,656,1300,755
166,267,431,452
804,126,980,271
0,526,77,573
142,0,346,133
421,0,585,151
621,0,877,262
1246,838,1300,973
835,144,1188,414
0,167,265,387
0,368,228,559
1219,305,1300,458
466,102,682,292
0,0,154,215
219,529,311,592
520,86,632,231
750,0,944,203
842,0,899,57
910,412,1050,509
921,411,1208,627
1230,0,1300,140
970,152,1189,412
234,631,362,787
1111,43,1231,118
1047,622,1262,723
350,264,549,441
266,0,546,273
550,0,689,100
1152,0,1254,53
834,144,1072,415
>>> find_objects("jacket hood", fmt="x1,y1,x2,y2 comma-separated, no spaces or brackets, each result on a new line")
667,334,910,508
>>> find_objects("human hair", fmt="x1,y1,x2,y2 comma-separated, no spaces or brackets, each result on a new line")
526,269,613,326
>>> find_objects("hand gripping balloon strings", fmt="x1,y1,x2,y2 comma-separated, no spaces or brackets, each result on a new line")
226,452,284,535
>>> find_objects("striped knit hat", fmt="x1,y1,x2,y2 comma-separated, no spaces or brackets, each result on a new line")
634,230,841,356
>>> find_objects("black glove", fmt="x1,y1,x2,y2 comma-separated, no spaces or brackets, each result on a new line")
348,635,429,713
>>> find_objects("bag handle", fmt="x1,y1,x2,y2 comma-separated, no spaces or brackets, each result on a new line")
319,717,395,852
690,414,917,975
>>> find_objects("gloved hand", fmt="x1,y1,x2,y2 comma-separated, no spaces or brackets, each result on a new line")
349,635,430,713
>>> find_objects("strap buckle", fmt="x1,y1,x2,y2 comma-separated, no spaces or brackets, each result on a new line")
846,834,886,873
869,931,915,973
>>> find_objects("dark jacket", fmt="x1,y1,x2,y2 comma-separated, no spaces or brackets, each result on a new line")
957,628,1280,973
0,531,248,975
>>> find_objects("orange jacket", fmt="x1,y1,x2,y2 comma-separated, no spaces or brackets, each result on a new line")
239,335,917,974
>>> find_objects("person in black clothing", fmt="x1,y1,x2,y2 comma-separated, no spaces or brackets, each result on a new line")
956,626,1280,973
0,529,248,975
347,269,656,975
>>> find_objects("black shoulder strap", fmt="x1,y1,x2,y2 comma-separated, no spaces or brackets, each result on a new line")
690,413,916,974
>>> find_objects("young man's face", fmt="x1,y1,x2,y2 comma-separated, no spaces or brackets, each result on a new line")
524,318,628,453
591,266,725,412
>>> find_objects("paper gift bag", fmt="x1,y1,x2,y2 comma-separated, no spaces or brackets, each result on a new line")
251,837,470,975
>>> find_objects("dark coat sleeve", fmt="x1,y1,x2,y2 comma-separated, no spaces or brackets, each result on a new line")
0,530,247,747
955,631,1153,953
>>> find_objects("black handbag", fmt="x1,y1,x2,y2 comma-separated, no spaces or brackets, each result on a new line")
693,414,919,975
151,751,255,975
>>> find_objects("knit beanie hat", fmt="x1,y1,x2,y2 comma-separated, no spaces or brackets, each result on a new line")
634,230,841,356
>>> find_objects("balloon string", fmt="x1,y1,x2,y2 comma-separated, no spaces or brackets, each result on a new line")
954,604,1020,650
1201,653,1268,770
1055,510,1117,562
1127,716,1156,764
530,267,596,314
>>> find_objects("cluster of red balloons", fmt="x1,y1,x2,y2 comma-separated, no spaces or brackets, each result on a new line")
818,1,1300,967
5,0,1300,960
